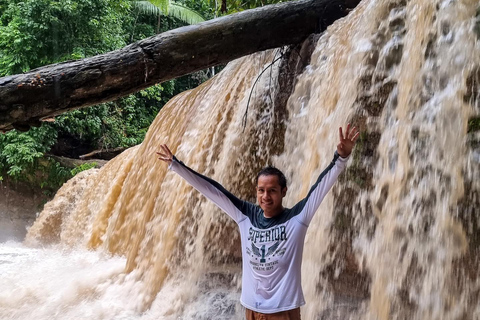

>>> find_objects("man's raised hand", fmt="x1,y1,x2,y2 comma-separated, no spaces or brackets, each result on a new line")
157,144,174,164
337,123,360,158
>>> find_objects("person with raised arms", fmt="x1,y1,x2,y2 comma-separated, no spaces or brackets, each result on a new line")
157,124,359,320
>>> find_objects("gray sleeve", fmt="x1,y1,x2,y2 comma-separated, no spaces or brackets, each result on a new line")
169,157,249,223
291,152,349,226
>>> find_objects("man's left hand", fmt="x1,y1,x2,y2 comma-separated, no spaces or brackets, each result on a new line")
337,123,359,158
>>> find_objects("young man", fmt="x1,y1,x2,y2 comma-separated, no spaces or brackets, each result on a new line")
157,124,359,320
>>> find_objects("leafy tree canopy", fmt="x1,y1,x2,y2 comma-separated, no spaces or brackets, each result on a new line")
0,0,131,76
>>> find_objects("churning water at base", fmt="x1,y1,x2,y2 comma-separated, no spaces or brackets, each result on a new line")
0,242,131,319
2,0,480,318
0,241,242,319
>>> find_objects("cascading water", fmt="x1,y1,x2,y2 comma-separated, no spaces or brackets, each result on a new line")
1,0,479,319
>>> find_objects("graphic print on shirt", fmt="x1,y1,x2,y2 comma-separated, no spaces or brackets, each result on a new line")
247,226,287,271
251,241,280,263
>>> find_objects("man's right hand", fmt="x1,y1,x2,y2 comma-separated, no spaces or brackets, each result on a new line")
156,144,173,164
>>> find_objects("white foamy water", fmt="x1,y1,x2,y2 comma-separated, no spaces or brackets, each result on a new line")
0,241,242,319
0,242,138,319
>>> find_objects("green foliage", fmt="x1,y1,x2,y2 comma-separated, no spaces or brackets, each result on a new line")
176,0,288,18
0,0,131,76
0,125,70,191
218,0,288,15
166,2,205,24
40,159,73,191
175,0,215,20
134,0,205,25
0,124,99,191
0,125,57,178
54,83,173,150
147,0,169,13
70,162,97,176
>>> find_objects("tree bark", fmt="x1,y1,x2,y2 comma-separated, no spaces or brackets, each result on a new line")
0,0,352,131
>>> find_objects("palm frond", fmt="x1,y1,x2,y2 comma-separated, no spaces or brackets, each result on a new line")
148,0,169,14
169,2,205,24
133,0,205,25
134,1,162,16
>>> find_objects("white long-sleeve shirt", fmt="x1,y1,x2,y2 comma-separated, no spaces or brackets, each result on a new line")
169,152,348,313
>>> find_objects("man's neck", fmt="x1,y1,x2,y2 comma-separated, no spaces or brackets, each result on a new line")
263,207,284,219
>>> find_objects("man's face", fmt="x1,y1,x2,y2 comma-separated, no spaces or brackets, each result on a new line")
256,174,287,218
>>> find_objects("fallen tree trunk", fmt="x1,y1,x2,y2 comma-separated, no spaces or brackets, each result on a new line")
0,0,351,131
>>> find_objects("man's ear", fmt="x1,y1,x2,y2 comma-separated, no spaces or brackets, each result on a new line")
282,187,287,197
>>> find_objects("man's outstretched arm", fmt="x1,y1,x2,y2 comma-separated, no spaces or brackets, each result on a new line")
157,144,250,223
291,124,359,226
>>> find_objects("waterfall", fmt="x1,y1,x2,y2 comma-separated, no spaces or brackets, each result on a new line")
2,0,480,319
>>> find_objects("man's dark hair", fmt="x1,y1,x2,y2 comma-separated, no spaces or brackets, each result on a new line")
256,166,287,189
